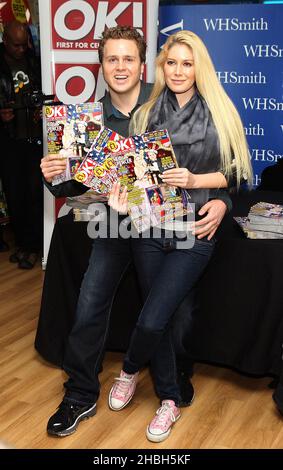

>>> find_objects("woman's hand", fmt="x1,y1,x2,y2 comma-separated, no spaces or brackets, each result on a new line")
108,182,128,215
160,168,196,189
161,169,228,189
40,154,67,183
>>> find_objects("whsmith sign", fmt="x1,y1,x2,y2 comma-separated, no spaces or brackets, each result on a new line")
159,3,283,188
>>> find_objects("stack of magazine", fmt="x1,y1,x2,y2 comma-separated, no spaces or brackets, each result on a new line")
66,191,108,222
45,103,192,232
73,126,192,232
234,202,283,239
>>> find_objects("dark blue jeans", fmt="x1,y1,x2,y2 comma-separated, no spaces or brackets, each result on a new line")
124,236,215,404
63,236,132,405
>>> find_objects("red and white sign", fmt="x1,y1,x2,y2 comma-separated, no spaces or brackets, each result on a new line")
54,63,101,104
42,0,158,105
39,0,159,265
0,0,31,26
51,0,145,51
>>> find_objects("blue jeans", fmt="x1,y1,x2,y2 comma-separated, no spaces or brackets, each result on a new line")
63,236,132,405
124,236,215,404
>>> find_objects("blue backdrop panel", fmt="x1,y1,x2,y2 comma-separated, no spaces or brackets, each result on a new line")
159,4,283,186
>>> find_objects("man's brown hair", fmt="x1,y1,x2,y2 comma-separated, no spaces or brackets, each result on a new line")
98,26,147,64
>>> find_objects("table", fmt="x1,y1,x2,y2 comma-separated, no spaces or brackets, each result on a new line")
189,190,283,377
35,190,283,379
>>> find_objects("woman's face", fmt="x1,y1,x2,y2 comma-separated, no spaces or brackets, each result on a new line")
163,43,196,107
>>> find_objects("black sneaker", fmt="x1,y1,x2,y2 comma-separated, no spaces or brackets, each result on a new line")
177,372,195,407
47,400,97,437
9,248,25,263
18,252,38,269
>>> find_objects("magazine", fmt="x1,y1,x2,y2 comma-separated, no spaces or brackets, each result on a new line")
234,216,283,239
245,221,283,234
74,127,124,193
248,202,283,226
66,191,108,209
118,130,192,233
67,190,108,223
74,127,192,232
44,102,103,185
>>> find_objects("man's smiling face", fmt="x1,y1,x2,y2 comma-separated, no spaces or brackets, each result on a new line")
102,39,144,96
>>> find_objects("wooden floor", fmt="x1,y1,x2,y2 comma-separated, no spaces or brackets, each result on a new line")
0,241,283,450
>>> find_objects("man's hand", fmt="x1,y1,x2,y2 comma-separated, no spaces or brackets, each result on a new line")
40,154,67,183
193,199,227,240
0,108,14,122
108,182,128,215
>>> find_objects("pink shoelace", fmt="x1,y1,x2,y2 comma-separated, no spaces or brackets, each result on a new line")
113,374,134,398
151,402,178,430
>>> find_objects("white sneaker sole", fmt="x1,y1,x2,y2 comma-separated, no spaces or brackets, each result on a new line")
146,413,181,443
108,385,136,411
48,403,97,437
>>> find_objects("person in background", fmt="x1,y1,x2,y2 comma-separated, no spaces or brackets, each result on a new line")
257,160,283,192
108,29,252,443
0,179,9,252
0,21,43,269
40,26,231,437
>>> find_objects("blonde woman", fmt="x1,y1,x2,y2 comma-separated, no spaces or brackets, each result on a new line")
108,30,252,442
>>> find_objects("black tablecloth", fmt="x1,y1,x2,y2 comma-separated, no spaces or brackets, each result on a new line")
35,190,283,377
189,190,283,377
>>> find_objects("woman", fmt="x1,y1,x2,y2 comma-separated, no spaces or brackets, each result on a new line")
108,30,252,443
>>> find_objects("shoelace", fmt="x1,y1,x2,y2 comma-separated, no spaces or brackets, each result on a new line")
113,376,133,397
154,403,177,426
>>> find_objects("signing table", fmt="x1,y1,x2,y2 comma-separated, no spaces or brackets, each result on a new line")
35,190,283,379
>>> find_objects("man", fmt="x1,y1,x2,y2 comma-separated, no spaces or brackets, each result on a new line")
257,160,283,192
41,26,230,436
0,21,43,269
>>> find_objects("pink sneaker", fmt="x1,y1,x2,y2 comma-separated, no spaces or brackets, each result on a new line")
109,370,138,411
146,400,181,442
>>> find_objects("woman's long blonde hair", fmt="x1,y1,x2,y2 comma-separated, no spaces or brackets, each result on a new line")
131,30,252,186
